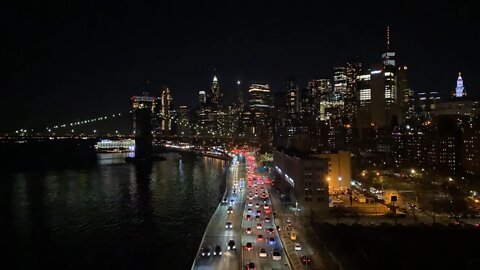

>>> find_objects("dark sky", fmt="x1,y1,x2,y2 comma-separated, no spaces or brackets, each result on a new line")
2,0,479,132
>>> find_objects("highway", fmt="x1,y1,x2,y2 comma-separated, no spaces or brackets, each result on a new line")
192,155,246,270
192,152,292,270
241,155,290,270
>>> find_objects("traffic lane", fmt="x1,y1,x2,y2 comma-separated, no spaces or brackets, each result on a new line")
194,204,239,267
194,235,242,270
244,190,289,269
261,185,290,269
195,160,245,270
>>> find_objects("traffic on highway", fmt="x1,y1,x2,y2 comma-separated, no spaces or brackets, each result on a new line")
192,152,292,270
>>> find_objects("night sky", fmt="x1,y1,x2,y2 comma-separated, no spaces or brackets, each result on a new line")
2,0,479,132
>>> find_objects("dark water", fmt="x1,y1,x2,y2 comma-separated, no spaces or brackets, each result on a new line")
1,152,228,270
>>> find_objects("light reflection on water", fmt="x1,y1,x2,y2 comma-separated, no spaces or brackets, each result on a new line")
2,152,228,270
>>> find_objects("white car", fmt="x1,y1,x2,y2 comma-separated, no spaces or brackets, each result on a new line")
294,243,302,251
271,249,282,260
259,248,268,258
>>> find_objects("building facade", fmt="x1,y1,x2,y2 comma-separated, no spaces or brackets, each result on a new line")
274,150,329,216
314,150,352,192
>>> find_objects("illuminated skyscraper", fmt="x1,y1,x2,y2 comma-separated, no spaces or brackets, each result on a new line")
249,83,272,149
176,105,191,138
333,67,348,97
397,65,414,122
211,75,222,107
454,72,466,98
285,77,301,148
198,90,207,105
356,72,372,141
285,77,300,119
159,86,173,135
345,62,362,123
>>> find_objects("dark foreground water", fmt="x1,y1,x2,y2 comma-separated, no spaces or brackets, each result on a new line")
1,152,228,270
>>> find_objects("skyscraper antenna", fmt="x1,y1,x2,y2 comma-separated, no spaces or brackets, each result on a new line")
386,25,390,51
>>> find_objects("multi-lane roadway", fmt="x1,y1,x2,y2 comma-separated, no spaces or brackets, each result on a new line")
192,153,291,270
241,156,290,270
192,155,246,270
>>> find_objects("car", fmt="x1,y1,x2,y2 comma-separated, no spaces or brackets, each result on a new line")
268,237,275,245
294,243,302,251
227,239,236,250
227,206,233,214
226,221,233,229
247,262,256,270
221,198,228,204
256,223,263,229
301,255,311,265
213,245,222,256
248,201,253,207
248,208,252,213
271,249,282,260
255,203,260,208
256,210,262,215
246,214,251,220
290,232,296,240
276,225,281,231
245,242,253,250
263,204,270,210
249,195,253,200
286,217,291,223
201,247,211,257
257,234,264,241
258,248,268,258
246,227,252,234
254,193,259,197
265,217,271,222
267,228,274,234
230,199,235,204
255,215,260,220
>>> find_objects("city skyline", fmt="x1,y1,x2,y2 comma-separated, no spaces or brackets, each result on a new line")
2,1,479,132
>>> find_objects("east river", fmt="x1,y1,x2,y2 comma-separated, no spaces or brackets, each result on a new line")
1,152,228,269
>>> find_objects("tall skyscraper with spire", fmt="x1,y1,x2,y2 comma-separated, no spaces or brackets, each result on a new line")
211,75,222,107
454,72,466,98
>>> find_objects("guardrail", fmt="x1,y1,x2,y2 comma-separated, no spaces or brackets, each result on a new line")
191,157,235,269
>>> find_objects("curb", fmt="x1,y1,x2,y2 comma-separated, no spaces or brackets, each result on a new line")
191,157,235,270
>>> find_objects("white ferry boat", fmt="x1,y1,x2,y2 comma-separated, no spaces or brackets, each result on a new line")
95,139,135,153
